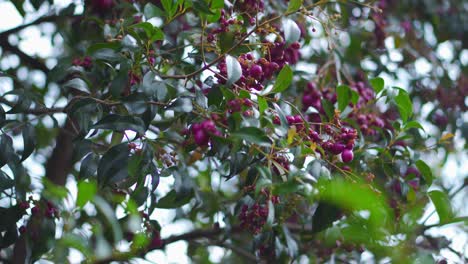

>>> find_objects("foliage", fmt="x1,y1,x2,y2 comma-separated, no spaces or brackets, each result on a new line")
0,0,467,263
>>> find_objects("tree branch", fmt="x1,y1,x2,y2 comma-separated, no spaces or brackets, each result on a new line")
0,15,75,39
0,39,49,72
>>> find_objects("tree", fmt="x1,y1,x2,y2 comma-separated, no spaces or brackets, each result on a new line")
0,0,466,262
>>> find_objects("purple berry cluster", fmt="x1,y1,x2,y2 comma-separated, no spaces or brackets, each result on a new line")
239,203,269,234
268,40,301,67
227,98,253,113
320,126,357,162
217,54,281,91
354,113,385,136
191,120,222,146
236,0,265,14
302,82,337,122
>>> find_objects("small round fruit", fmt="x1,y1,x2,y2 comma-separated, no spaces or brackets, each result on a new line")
341,149,354,163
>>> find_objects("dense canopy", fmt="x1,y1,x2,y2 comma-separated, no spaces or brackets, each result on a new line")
0,0,466,263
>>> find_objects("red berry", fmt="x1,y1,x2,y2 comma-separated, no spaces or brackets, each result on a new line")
19,226,26,234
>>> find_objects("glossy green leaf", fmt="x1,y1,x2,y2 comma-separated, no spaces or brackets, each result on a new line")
286,0,302,12
257,96,268,114
394,88,413,123
271,65,293,93
428,190,453,223
77,180,97,208
369,77,384,94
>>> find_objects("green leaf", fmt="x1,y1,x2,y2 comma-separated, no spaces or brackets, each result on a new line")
231,127,271,146
336,85,350,111
271,65,293,93
257,96,268,114
92,114,146,134
428,190,453,223
321,99,334,120
0,105,5,127
87,42,121,55
369,77,384,94
283,226,299,257
144,3,164,19
225,55,242,85
394,88,413,123
161,0,176,17
77,180,97,208
193,0,215,15
0,171,14,192
404,120,425,132
21,124,36,161
79,153,99,179
286,0,302,12
336,84,359,112
97,143,130,186
0,134,15,168
93,196,123,242
218,31,236,54
283,19,301,45
415,160,432,186
129,22,164,41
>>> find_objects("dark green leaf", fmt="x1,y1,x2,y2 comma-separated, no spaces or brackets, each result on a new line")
0,134,15,168
231,127,271,146
0,171,14,192
0,105,5,127
415,160,433,186
156,190,193,209
79,153,99,179
92,114,146,134
97,143,130,186
21,124,36,161
193,0,215,15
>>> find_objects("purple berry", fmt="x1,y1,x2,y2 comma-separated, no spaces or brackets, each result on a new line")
249,65,263,79
341,149,354,163
194,130,209,146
